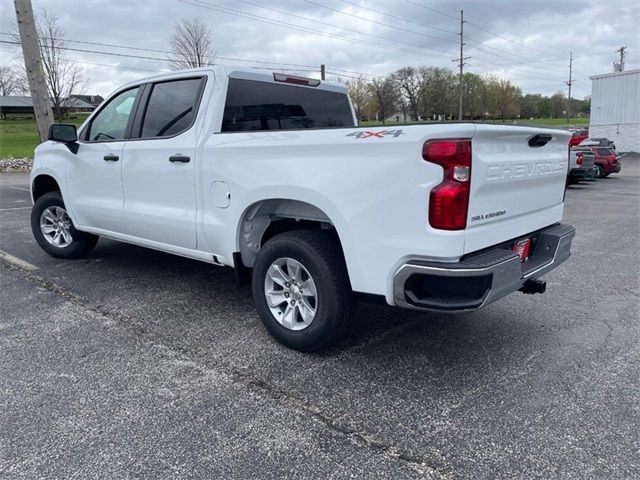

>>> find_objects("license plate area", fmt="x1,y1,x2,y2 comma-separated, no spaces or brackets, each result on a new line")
512,238,532,262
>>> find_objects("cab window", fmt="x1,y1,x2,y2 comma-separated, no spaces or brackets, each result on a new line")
138,78,204,138
86,87,139,142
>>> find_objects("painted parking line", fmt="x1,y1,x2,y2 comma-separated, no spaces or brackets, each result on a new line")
0,206,31,211
8,186,30,192
0,250,39,271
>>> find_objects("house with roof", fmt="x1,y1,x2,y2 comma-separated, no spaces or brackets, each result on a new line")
0,95,98,118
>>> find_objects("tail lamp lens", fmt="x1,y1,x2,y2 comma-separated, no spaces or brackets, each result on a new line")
576,152,584,165
423,139,472,230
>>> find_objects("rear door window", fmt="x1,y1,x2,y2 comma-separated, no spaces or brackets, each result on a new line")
222,79,354,132
139,77,204,138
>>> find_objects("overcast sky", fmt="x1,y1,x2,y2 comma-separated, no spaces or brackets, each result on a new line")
1,0,638,99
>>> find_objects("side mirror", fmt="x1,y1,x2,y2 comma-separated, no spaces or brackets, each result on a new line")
47,124,78,153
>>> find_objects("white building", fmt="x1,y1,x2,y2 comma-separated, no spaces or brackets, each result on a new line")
589,69,640,152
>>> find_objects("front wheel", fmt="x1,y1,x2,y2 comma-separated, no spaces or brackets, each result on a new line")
251,230,353,351
31,191,99,259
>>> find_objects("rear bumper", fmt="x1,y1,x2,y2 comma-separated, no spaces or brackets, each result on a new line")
569,166,594,179
600,161,622,174
393,223,575,312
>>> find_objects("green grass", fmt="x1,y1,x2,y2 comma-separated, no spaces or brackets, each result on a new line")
0,114,89,159
359,117,589,128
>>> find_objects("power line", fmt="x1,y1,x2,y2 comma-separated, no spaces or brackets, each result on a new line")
339,0,458,35
177,0,458,61
302,0,457,44
345,1,598,84
0,31,321,70
189,0,458,59
465,21,564,59
403,0,459,21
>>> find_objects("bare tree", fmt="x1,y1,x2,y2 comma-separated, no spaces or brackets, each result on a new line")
14,10,84,121
392,67,424,121
169,18,215,70
369,76,398,125
0,65,21,96
346,76,370,122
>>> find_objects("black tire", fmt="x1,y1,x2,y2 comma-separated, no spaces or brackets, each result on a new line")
594,164,605,178
31,191,98,259
251,230,354,352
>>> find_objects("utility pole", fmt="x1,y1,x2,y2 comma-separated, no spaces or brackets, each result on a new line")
452,10,469,121
615,46,627,72
320,64,326,81
564,51,575,124
14,0,53,142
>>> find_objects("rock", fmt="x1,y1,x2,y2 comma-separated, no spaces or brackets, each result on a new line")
0,157,33,173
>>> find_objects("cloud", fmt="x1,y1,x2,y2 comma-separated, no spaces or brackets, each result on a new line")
0,0,638,98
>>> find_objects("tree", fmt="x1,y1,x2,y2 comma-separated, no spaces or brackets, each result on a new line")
0,65,24,119
368,76,398,124
520,93,542,119
420,67,456,121
392,66,424,121
487,78,520,120
0,65,21,96
462,72,485,119
169,18,215,69
19,10,84,122
550,91,565,118
346,76,370,122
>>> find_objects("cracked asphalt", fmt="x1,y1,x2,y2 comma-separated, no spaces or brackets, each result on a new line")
1,155,639,479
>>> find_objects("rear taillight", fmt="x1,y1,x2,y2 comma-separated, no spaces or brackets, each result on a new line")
576,152,584,165
607,155,617,163
423,139,472,230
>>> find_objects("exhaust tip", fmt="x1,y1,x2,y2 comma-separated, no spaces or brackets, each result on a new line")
520,279,547,295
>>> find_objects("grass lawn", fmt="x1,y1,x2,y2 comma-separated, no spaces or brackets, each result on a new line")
359,117,588,128
0,114,89,159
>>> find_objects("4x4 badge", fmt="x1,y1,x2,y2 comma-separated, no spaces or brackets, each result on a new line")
346,130,404,139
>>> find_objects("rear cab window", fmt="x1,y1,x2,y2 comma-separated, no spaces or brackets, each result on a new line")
138,77,205,138
221,78,354,132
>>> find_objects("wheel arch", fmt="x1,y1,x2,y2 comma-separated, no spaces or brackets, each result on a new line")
32,174,62,202
236,198,349,271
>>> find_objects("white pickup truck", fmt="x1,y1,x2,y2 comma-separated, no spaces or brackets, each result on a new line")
30,66,575,351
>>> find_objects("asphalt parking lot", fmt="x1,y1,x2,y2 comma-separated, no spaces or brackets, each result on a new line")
1,156,639,479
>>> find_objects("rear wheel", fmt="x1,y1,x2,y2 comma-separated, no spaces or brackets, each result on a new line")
252,230,353,351
31,191,98,259
594,164,605,178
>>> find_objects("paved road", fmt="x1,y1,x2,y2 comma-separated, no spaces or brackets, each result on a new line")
1,157,639,479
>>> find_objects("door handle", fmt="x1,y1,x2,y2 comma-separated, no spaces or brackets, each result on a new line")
169,155,190,163
103,154,119,162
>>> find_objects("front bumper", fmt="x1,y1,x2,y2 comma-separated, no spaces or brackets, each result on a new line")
393,224,575,312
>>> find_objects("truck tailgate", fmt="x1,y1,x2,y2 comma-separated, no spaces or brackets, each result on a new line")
465,125,571,254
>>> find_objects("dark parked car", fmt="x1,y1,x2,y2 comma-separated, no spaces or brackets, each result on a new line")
578,137,616,150
574,146,622,178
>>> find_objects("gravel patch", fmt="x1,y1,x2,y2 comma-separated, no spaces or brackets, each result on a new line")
0,157,33,173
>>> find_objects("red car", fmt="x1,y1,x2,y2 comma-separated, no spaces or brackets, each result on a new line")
575,146,622,178
569,129,589,147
